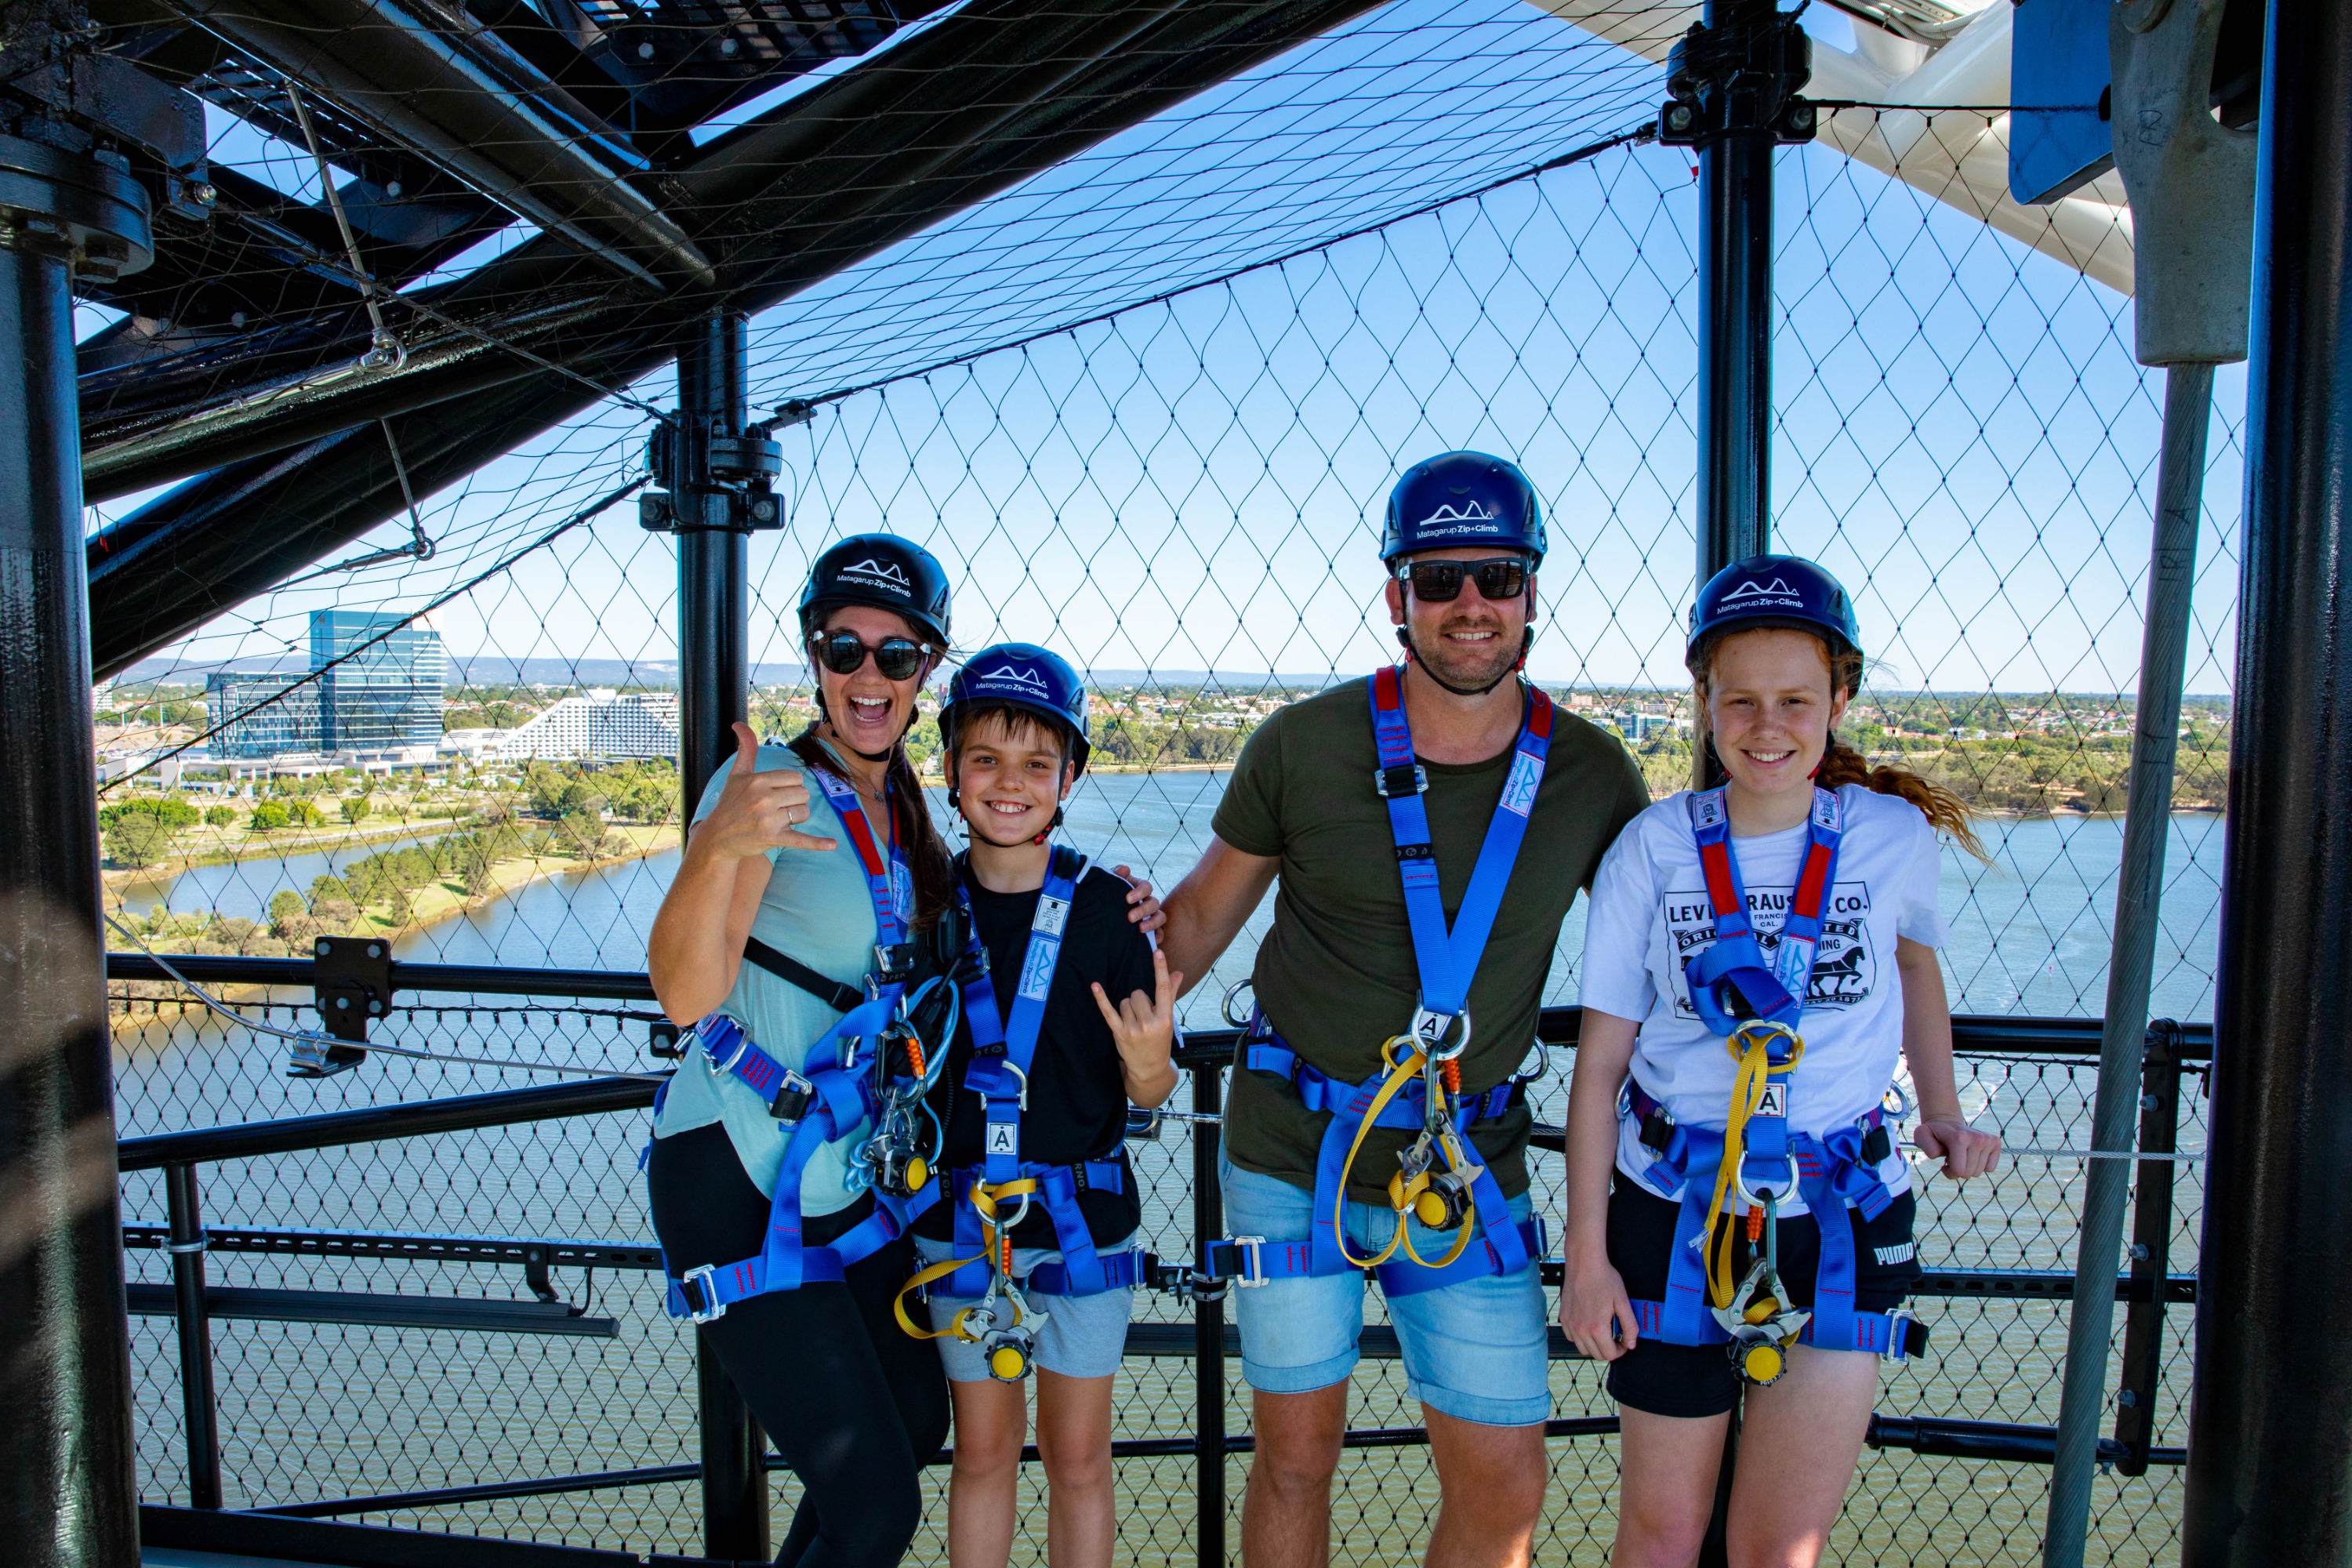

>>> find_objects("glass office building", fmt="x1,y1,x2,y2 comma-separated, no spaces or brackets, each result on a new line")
313,611,445,750
203,673,322,760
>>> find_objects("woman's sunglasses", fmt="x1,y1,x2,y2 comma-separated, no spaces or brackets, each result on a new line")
811,630,937,682
1395,555,1532,603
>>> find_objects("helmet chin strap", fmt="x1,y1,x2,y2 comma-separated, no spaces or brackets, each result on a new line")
1395,626,1534,698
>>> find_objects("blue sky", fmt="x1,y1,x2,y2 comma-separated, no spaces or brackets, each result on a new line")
111,1,2242,705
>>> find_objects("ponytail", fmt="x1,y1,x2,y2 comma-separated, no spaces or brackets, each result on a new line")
1691,639,1990,864
788,728,956,933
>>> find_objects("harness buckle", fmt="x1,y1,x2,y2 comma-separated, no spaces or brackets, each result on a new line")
1733,1154,1802,1211
1221,1235,1269,1288
706,1028,752,1078
871,941,917,985
678,1264,726,1324
1408,1006,1472,1061
1374,762,1428,798
1882,1305,1918,1361
768,1069,815,1123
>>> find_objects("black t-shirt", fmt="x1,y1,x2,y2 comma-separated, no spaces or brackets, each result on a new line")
911,858,1158,1250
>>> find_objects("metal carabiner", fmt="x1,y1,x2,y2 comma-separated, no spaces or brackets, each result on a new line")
1221,978,1257,1029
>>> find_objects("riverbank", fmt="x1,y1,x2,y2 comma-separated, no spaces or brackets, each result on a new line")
107,825,679,1027
103,818,467,891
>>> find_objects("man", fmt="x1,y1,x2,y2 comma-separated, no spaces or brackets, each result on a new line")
1158,451,1651,1568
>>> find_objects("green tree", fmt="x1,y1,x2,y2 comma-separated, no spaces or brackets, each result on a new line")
340,796,372,825
267,891,307,930
287,799,328,828
249,801,291,832
102,811,181,868
204,804,238,829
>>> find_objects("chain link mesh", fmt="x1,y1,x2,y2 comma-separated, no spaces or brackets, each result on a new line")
100,24,2229,1563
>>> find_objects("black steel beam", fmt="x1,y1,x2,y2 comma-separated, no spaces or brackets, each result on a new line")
0,149,141,1568
82,0,1392,681
677,309,751,808
2184,0,2352,1559
125,1283,619,1335
171,0,710,291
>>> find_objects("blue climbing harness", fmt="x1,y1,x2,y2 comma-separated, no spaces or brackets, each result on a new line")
1201,666,1552,1295
1618,785,1929,1375
655,766,926,1322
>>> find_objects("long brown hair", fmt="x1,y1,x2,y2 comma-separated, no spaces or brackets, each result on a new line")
1691,636,1988,862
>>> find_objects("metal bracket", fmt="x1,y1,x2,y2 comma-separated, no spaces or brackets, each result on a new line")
312,935,392,1045
639,416,785,533
1656,11,1817,150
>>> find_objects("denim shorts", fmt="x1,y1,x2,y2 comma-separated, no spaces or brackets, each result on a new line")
910,1232,1136,1382
1218,1149,1552,1428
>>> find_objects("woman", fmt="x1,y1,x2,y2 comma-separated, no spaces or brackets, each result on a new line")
646,533,960,1568
1558,554,2002,1568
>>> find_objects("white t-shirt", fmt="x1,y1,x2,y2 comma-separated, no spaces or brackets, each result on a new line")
1578,784,1949,1213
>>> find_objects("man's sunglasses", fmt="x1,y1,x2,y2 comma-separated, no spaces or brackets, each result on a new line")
811,630,938,682
1395,555,1532,603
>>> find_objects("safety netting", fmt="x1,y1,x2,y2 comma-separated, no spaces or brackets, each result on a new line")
100,3,2226,1563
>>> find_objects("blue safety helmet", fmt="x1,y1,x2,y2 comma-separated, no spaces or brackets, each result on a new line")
1380,451,1546,566
1686,554,1862,672
937,643,1092,775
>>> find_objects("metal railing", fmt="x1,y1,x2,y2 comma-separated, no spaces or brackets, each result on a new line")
111,953,2207,1566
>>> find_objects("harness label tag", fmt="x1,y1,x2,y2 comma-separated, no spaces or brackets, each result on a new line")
1692,790,1728,831
1017,939,1060,1001
1033,895,1070,938
1756,1083,1787,1119
1812,789,1842,833
987,1122,1018,1156
890,862,914,922
1499,750,1543,817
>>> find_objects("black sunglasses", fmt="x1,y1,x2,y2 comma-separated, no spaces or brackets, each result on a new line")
1396,555,1531,603
811,630,935,682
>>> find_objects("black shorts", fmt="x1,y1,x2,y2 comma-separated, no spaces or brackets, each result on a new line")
1602,1177,1922,1419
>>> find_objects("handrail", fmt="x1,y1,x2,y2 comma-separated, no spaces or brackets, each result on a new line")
105,949,2216,1061
107,952,660,1001
118,1076,660,1171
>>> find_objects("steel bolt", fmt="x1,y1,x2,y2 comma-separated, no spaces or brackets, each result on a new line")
1666,103,1694,132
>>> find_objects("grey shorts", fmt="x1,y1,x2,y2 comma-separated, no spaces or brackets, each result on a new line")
910,1231,1138,1382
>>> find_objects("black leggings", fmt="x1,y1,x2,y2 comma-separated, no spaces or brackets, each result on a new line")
649,1123,950,1568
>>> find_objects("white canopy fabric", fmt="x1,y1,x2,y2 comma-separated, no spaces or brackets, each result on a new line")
1534,0,2136,296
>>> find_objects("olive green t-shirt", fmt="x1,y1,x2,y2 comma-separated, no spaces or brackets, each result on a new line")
1212,677,1651,1203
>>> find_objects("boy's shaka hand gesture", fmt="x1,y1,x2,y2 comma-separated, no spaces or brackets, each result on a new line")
1094,948,1183,1109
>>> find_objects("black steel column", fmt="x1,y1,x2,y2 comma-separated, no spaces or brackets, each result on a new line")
1192,1059,1228,1566
677,309,752,815
2183,2,2352,1562
1694,0,1779,585
0,175,145,1563
165,1163,222,1509
675,309,764,1563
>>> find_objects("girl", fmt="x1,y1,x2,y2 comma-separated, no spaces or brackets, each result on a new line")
1559,555,2003,1568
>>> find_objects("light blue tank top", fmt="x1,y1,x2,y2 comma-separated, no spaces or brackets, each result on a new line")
649,745,891,1211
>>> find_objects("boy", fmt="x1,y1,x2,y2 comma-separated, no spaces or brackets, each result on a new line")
898,642,1181,1568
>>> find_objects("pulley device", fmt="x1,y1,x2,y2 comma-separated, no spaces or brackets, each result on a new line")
1656,2,1818,151
638,403,789,534
1617,785,1930,1381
